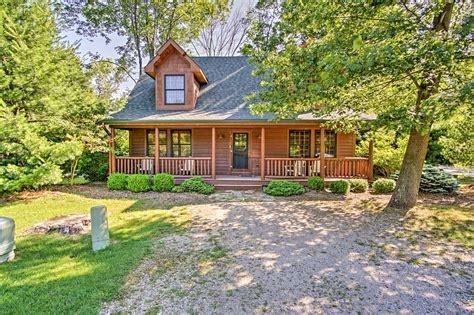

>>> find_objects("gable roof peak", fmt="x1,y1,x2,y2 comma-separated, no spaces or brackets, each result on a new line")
144,38,208,84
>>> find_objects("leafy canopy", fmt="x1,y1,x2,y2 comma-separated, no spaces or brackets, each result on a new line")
244,1,472,133
0,0,116,192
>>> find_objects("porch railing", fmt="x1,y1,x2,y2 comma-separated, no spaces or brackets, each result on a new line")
159,157,211,176
115,156,212,176
264,157,369,178
115,157,155,175
265,158,321,178
325,157,369,178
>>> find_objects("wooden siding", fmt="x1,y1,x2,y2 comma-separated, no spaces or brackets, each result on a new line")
127,126,357,176
130,129,146,156
337,133,355,158
154,48,199,111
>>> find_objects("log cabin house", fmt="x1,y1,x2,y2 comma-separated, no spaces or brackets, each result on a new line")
101,39,374,189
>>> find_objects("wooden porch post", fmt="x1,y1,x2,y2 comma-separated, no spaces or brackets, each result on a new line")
211,127,216,179
310,128,316,158
260,127,265,180
368,140,374,182
110,128,116,174
154,128,159,175
320,128,325,179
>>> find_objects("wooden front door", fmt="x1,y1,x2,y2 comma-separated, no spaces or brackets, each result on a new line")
232,133,249,169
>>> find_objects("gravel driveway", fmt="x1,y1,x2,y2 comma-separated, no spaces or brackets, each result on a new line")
102,193,473,314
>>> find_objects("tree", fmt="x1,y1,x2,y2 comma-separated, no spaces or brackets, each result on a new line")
0,0,114,192
244,1,472,209
190,2,252,56
439,107,474,168
61,0,230,76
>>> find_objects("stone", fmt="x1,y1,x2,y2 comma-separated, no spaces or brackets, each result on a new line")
91,205,110,251
0,217,15,264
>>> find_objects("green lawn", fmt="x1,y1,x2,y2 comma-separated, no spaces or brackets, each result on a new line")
406,204,474,249
0,191,189,314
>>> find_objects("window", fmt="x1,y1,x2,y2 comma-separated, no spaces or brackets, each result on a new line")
164,75,185,105
171,130,191,157
289,130,311,158
315,130,337,158
146,130,167,156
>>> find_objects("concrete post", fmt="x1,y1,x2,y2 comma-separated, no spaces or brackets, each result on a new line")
91,206,110,251
0,217,15,263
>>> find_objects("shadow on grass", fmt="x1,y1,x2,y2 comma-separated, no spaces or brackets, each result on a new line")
0,205,188,314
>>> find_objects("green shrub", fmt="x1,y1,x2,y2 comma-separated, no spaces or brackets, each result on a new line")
171,185,185,193
373,178,396,193
77,152,108,181
348,179,368,193
180,176,215,194
153,173,175,192
307,176,324,191
127,174,151,192
107,173,128,190
329,180,350,194
393,165,459,193
263,180,305,196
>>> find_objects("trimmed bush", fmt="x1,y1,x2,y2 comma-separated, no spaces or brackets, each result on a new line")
348,179,368,193
393,165,459,193
127,174,151,192
308,176,325,191
263,180,305,196
171,185,185,193
153,173,175,192
107,173,128,190
329,180,350,194
180,176,215,194
373,178,396,193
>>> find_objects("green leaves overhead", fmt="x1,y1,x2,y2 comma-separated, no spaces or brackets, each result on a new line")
244,1,472,132
0,0,116,192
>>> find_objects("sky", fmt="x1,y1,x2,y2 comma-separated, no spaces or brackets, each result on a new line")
63,0,255,94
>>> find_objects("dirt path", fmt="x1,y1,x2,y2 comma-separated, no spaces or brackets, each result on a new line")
102,194,473,314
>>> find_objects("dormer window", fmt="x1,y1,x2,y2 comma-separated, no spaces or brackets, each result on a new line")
164,75,185,105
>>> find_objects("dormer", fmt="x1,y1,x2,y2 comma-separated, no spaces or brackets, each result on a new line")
144,39,208,111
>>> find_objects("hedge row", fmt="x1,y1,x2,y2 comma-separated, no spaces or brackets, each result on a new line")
107,173,215,194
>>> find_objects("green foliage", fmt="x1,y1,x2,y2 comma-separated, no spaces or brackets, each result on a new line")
107,173,128,190
180,176,215,195
263,180,305,196
394,165,459,193
439,109,474,168
0,1,121,192
425,127,450,166
61,0,230,75
307,176,324,191
153,173,175,192
348,179,368,193
127,174,151,192
77,152,108,181
357,131,407,177
328,180,350,194
172,185,185,193
373,179,396,193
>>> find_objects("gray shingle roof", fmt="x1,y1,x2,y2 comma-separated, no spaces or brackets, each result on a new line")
104,56,376,123
106,56,276,122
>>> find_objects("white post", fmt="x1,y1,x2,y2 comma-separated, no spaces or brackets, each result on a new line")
0,217,15,263
91,206,110,251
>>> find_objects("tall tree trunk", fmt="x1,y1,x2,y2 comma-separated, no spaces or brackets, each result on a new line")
388,1,455,210
388,128,430,209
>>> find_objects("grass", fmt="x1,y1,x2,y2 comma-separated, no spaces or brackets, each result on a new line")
0,191,189,314
405,204,474,249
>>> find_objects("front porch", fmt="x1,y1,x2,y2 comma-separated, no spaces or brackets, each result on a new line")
107,125,374,185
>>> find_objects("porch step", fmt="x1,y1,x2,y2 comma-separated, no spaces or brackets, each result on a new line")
215,184,262,190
